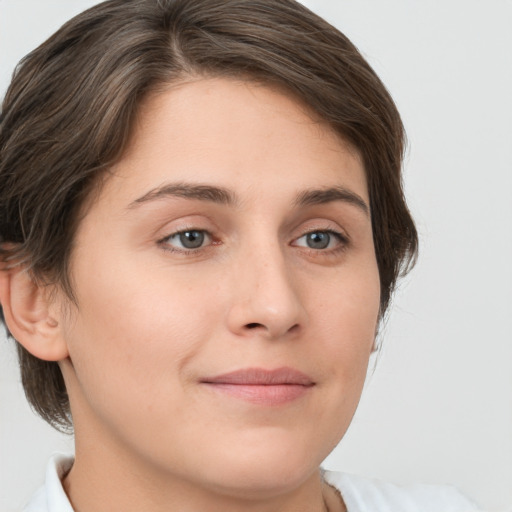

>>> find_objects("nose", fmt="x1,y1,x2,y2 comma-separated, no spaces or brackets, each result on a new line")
225,243,306,340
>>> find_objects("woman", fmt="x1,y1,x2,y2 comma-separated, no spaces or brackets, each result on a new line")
0,1,478,510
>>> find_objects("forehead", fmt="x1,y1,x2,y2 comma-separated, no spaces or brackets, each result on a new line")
85,77,367,215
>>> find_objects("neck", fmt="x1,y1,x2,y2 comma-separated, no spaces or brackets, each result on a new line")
64,430,342,512
64,457,331,512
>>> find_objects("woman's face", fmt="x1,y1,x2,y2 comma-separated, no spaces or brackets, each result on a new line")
59,78,380,496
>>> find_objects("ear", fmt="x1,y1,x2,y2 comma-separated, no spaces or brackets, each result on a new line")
0,264,69,361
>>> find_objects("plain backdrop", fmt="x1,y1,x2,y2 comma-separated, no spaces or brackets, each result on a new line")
1,1,511,511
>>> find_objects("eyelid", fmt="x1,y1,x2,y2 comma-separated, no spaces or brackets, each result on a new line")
155,219,350,256
158,227,215,253
291,217,349,241
291,228,348,249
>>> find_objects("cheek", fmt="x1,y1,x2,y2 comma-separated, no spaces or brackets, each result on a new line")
294,265,379,458
310,258,380,347
62,258,223,414
309,260,380,393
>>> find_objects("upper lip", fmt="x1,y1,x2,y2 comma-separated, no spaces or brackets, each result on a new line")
201,367,315,386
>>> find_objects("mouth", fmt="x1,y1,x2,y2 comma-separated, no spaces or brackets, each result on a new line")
200,367,315,406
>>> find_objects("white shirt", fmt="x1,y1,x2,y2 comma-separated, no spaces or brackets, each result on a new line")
24,454,479,512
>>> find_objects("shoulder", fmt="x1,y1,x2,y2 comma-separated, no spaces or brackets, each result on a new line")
323,470,480,512
23,454,74,512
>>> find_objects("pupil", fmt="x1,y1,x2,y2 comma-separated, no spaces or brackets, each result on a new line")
180,231,204,249
307,232,330,249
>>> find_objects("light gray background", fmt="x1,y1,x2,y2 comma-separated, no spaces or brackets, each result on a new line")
1,1,511,511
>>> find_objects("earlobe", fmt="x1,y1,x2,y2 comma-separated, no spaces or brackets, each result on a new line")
0,265,69,361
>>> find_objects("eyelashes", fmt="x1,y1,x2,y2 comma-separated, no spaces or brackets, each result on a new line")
292,230,348,251
158,227,349,257
161,229,212,250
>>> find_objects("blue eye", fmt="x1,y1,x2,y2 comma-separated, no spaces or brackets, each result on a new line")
163,230,210,250
306,232,330,249
294,230,344,250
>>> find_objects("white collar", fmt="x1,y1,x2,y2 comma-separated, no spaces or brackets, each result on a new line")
24,455,478,512
24,454,74,512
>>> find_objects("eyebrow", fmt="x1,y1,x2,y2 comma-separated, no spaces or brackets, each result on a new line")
128,182,369,216
294,186,370,216
128,182,237,209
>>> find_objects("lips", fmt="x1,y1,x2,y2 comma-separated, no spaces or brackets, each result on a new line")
201,367,315,405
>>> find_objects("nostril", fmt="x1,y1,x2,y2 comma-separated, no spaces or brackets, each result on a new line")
246,323,263,329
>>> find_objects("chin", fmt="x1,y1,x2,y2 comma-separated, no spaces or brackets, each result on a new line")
203,463,318,501
189,431,327,499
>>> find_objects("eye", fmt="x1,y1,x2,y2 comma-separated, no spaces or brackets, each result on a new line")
293,230,345,250
161,229,211,250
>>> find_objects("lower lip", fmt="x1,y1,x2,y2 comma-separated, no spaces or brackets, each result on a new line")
203,383,312,406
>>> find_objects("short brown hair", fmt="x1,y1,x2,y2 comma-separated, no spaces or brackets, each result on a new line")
0,0,417,430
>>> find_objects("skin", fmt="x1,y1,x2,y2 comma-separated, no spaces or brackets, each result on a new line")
3,78,380,512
